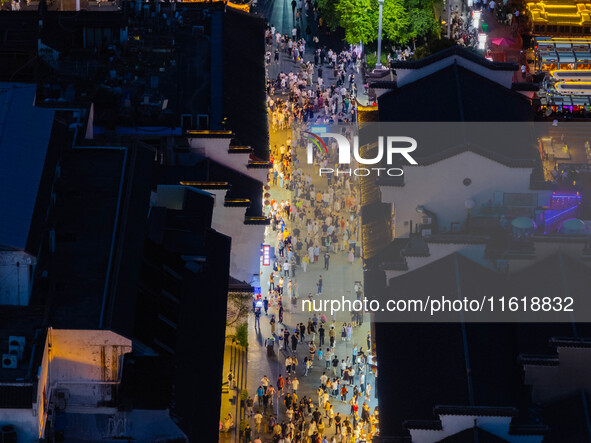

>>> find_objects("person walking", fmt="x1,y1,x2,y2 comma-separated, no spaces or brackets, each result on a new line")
340,385,348,401
270,315,276,335
317,275,323,294
267,384,276,407
256,385,264,409
292,376,300,394
334,412,342,434
348,248,355,264
309,341,317,363
245,395,254,417
332,355,339,376
329,325,336,347
277,374,286,396
227,369,234,390
254,411,263,433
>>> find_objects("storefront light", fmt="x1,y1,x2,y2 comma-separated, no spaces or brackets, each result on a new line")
478,33,487,51
472,10,481,30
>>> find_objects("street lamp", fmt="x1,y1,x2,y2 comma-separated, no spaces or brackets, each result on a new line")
375,0,385,70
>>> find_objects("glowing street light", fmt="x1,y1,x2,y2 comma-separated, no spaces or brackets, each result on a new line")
472,10,481,30
478,32,487,51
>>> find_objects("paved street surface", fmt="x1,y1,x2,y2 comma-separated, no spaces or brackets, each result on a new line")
239,125,377,442
259,0,369,106
218,1,377,441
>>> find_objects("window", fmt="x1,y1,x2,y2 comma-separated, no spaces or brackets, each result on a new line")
181,114,192,131
559,26,569,33
197,114,209,129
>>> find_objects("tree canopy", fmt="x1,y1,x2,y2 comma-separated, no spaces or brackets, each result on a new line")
319,0,441,45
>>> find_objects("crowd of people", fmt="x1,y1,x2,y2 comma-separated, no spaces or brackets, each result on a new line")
449,6,480,48
230,2,381,439
265,22,360,129
242,347,379,442
243,132,377,441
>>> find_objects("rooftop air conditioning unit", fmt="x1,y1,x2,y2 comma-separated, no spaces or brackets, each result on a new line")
9,336,25,360
2,354,17,369
54,389,70,410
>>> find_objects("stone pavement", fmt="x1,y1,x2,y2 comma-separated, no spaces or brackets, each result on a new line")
220,338,248,442
261,0,369,106
240,127,377,442
220,1,378,441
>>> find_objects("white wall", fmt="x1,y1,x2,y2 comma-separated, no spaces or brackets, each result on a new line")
154,186,265,284
208,186,264,283
380,152,544,238
525,346,591,405
187,137,267,183
0,251,35,306
395,55,515,89
183,137,268,283
49,329,132,406
50,329,131,382
211,205,266,284
0,408,37,443
410,414,543,443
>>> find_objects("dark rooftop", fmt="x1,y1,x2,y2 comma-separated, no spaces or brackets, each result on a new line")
38,144,152,336
434,405,518,417
377,64,534,122
388,46,518,71
159,150,264,217
543,392,591,442
439,427,510,442
374,252,591,438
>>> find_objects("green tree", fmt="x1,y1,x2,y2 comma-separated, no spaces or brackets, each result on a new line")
336,0,377,44
405,0,441,39
318,0,341,30
328,0,441,45
381,0,411,43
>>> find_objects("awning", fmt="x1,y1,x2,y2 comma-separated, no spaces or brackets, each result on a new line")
574,51,591,61
558,53,576,62
572,97,591,105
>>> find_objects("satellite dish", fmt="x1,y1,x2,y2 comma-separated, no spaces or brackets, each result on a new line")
465,199,476,209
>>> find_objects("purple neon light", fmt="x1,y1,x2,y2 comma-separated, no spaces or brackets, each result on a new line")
552,194,581,199
545,205,578,225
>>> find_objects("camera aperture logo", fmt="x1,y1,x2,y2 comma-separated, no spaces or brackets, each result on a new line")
303,130,418,177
